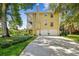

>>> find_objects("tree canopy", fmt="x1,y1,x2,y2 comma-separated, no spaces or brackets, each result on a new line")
0,3,34,37
50,3,79,34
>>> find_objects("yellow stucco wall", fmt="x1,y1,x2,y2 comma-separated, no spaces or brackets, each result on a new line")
27,12,60,35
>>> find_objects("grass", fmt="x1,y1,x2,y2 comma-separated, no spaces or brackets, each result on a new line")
66,34,79,42
0,35,36,56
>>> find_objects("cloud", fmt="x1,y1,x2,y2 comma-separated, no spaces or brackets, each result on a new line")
43,3,49,11
26,9,33,13
36,3,39,6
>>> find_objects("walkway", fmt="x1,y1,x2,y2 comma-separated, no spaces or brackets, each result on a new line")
20,36,79,56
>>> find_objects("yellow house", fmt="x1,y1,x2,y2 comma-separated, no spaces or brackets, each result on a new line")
27,12,60,36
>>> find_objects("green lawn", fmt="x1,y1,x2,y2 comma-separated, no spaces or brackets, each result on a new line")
0,35,36,56
66,35,79,42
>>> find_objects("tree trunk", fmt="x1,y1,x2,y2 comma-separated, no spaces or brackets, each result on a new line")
1,3,10,37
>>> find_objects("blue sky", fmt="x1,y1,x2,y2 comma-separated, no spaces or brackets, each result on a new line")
19,3,49,29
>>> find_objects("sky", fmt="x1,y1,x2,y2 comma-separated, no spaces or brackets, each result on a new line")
19,3,49,29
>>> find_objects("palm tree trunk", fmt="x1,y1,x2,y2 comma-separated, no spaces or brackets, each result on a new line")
1,3,10,37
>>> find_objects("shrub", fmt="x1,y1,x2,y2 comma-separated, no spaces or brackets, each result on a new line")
0,42,11,48
60,31,69,36
12,40,19,45
12,38,26,45
12,36,32,45
0,36,33,48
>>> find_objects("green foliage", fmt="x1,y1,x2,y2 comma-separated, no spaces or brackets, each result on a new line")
11,36,32,45
8,3,34,27
0,41,11,48
0,35,33,49
0,28,2,35
60,31,69,36
0,3,34,37
9,29,28,36
66,35,79,42
0,36,36,56
50,3,79,34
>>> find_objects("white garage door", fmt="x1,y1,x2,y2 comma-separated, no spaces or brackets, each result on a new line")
48,30,58,35
37,29,59,36
36,30,48,36
40,30,48,36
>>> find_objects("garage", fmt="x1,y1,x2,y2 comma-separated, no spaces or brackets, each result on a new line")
36,29,59,36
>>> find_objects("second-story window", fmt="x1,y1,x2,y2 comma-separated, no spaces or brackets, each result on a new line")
50,22,53,27
44,13,48,16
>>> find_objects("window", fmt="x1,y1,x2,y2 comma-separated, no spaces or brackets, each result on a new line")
44,13,48,16
50,13,53,18
29,21,32,24
50,22,53,27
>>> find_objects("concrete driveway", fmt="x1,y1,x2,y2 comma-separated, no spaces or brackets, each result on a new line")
20,36,79,56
